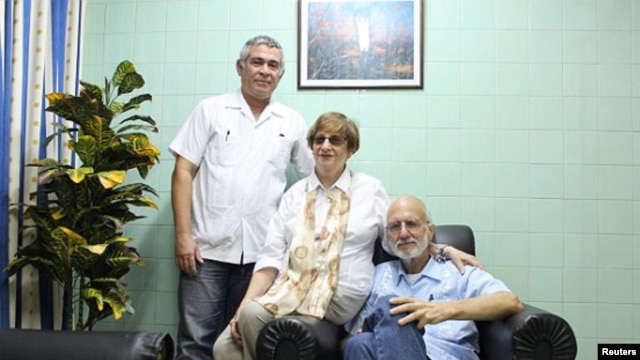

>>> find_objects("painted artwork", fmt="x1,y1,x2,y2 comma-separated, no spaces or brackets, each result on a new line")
298,0,423,89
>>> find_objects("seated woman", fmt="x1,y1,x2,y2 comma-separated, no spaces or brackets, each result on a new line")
213,112,480,360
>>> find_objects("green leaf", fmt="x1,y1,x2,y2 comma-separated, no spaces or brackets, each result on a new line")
73,135,98,166
121,94,152,113
80,80,104,102
117,72,144,95
112,60,136,87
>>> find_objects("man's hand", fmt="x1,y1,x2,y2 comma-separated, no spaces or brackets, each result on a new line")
389,297,454,330
444,246,485,274
175,233,203,276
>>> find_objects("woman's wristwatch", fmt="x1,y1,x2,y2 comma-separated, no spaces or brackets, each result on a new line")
433,243,450,263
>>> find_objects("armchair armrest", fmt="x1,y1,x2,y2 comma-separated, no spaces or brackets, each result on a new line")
478,303,577,360
0,329,174,360
256,303,577,360
257,316,340,360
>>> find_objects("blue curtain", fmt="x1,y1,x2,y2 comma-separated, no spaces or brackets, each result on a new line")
0,0,83,330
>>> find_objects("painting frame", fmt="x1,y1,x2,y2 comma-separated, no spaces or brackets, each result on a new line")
297,0,424,89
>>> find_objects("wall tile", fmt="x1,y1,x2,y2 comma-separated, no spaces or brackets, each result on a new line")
461,129,495,162
597,0,632,31
428,30,461,62
428,96,461,128
597,304,634,338
461,96,495,129
598,132,633,165
563,303,597,338
496,64,529,96
461,0,495,29
530,131,563,164
564,0,597,30
598,201,634,235
164,32,196,63
598,166,633,200
495,97,529,129
425,162,461,196
564,31,597,63
598,235,633,268
105,2,136,33
495,198,530,232
529,268,563,301
564,64,598,96
530,164,563,198
530,0,562,30
135,1,167,32
599,65,633,97
166,0,198,31
529,233,564,267
530,97,563,130
462,63,495,95
530,31,563,63
495,130,529,163
564,200,599,234
461,163,495,197
598,98,633,131
134,32,166,64
494,164,529,197
530,199,564,233
564,132,598,165
564,269,598,302
496,30,528,62
428,0,462,29
461,30,495,62
427,129,461,162
461,197,496,232
564,234,598,268
530,64,563,96
494,0,528,29
428,63,462,95
564,97,598,130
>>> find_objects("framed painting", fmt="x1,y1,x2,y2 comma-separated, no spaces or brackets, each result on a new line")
298,0,424,89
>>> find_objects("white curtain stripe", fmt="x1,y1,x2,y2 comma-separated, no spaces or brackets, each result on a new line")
3,0,84,330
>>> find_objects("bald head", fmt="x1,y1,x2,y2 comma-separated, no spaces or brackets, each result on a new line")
387,196,429,225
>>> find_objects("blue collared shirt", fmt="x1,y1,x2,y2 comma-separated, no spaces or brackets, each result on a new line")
346,259,511,360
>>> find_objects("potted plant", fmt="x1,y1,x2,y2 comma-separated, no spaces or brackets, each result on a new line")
4,60,160,331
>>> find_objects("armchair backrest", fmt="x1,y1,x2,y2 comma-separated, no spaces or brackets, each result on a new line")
373,224,476,265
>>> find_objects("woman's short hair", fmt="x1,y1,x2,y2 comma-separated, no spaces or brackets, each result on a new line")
306,112,360,154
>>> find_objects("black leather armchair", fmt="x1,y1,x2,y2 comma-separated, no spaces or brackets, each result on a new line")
0,329,174,360
256,225,577,360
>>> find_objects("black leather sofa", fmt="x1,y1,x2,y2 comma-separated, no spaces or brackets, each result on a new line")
256,225,578,360
0,329,174,360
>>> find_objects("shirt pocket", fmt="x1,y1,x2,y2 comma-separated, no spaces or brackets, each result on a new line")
267,135,293,171
212,133,243,166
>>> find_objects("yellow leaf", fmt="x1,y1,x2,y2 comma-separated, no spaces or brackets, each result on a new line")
97,170,126,189
83,244,108,255
66,167,93,183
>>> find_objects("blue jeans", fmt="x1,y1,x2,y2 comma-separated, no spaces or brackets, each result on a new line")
344,295,427,360
175,259,254,360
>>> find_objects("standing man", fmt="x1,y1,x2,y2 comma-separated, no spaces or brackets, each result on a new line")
169,35,314,360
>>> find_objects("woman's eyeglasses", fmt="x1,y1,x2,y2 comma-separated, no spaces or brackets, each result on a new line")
312,135,347,146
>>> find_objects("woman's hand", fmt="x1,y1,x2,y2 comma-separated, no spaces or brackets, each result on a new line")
443,245,485,274
230,299,253,344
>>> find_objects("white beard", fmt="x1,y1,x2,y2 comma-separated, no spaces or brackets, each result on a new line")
392,234,428,260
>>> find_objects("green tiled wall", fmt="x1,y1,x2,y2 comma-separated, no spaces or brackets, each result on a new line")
83,0,640,358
